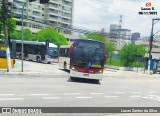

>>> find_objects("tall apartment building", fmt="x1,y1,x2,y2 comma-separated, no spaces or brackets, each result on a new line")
131,32,140,42
12,0,74,34
109,24,131,40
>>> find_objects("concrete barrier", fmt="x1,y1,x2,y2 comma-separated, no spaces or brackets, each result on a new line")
105,65,144,71
0,58,15,68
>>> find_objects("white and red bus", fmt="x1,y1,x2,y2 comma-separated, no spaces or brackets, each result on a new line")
59,39,106,81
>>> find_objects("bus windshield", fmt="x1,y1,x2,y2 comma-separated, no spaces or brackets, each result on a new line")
48,47,58,58
72,46,104,68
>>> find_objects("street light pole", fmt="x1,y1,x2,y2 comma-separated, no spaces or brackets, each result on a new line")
21,0,29,72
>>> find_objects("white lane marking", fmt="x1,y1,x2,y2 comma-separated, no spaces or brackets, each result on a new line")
0,94,14,96
130,96,141,98
90,93,105,95
148,95,158,97
31,94,50,96
64,93,80,95
0,98,23,101
105,96,119,98
148,91,157,93
76,97,92,99
114,92,125,94
141,96,160,101
142,97,149,99
43,97,61,100
132,92,142,94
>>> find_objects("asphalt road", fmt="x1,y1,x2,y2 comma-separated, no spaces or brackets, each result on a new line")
0,71,160,107
1,68,160,115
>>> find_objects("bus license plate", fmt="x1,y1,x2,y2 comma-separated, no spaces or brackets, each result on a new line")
84,73,89,76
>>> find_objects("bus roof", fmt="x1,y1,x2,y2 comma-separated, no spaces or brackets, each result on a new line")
76,39,105,44
60,45,71,48
12,40,57,48
49,43,57,48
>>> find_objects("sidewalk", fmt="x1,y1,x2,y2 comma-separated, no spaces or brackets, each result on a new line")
105,65,160,77
1,60,159,77
0,59,68,75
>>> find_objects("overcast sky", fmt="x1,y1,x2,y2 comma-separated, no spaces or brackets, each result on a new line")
73,0,160,37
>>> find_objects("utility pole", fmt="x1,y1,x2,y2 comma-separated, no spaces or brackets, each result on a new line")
2,0,11,72
148,18,160,74
21,0,29,72
117,15,122,49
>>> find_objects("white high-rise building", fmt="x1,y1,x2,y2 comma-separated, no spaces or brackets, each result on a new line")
12,0,74,34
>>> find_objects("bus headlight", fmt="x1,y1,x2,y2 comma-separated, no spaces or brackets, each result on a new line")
96,69,103,74
71,66,75,70
71,66,77,71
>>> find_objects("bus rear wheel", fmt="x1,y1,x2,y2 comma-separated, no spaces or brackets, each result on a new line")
19,54,22,59
64,62,67,70
36,57,41,63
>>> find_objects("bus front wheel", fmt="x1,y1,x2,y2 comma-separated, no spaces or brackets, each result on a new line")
70,77,75,81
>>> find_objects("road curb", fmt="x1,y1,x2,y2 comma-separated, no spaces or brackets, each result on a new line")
0,71,69,76
105,65,144,71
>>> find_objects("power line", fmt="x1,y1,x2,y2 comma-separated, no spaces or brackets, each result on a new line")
76,0,153,35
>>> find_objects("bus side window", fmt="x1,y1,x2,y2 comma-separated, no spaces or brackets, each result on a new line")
59,48,69,57
59,48,64,57
65,49,67,56
64,48,69,57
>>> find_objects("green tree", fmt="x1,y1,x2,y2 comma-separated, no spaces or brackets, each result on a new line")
10,30,21,40
85,32,107,43
0,9,16,38
118,43,146,67
36,28,68,46
85,32,115,62
11,29,35,41
106,42,115,64
23,29,33,41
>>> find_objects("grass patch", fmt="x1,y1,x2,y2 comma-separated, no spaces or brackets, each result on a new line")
106,59,145,68
106,59,122,66
131,61,145,68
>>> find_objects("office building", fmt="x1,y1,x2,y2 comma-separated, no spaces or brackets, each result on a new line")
131,32,140,42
